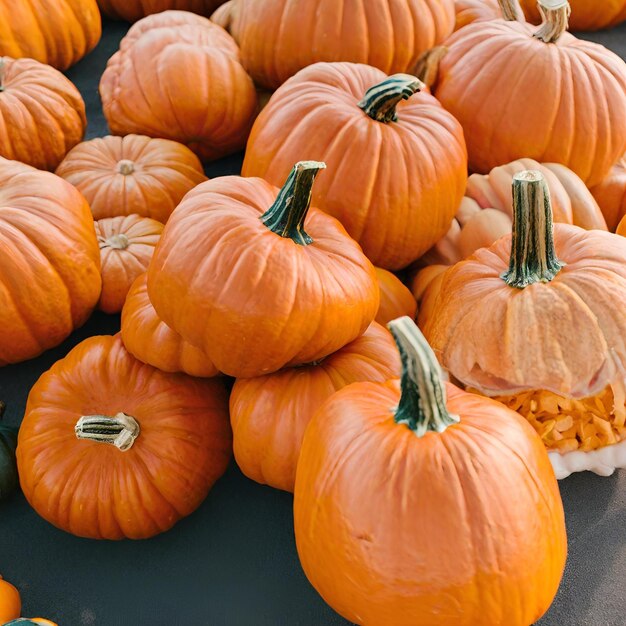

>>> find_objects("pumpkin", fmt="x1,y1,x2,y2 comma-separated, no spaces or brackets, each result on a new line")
375,268,417,326
0,576,21,623
422,170,626,478
617,215,626,237
99,11,257,162
242,64,467,270
5,620,57,625
0,158,101,366
454,0,509,30
148,161,379,378
230,322,399,492
294,316,567,626
0,0,101,71
17,334,231,540
56,135,206,222
433,0,626,187
0,57,86,171
0,402,18,502
98,0,227,22
520,0,626,31
121,274,219,377
590,153,626,232
95,215,164,314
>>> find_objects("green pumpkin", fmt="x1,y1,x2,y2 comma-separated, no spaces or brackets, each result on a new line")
0,401,19,501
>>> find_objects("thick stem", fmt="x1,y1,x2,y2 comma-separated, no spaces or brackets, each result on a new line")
99,233,130,250
358,74,423,123
117,159,135,175
260,161,326,245
497,0,524,21
75,412,140,451
501,170,564,288
388,317,459,436
534,0,570,43
413,47,447,89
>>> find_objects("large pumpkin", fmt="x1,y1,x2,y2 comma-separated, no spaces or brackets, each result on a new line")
0,402,18,502
294,317,567,626
520,0,626,31
100,11,257,162
590,153,626,232
17,335,231,540
0,159,101,366
148,161,379,378
98,0,227,22
0,576,20,623
56,135,206,222
0,57,86,171
243,63,467,270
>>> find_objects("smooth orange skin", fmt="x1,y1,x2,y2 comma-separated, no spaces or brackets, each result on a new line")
0,158,101,366
17,335,232,541
0,577,21,622
374,268,416,325
99,11,257,162
0,57,86,171
122,274,220,377
98,0,227,22
617,215,626,237
591,154,626,232
148,175,379,378
95,215,163,314
520,0,626,31
56,134,206,222
295,381,567,626
243,62,468,270
230,322,399,492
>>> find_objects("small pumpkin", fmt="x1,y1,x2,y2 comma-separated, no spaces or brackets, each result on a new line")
0,575,21,623
590,153,626,232
56,135,206,222
294,317,567,626
230,322,399,492
0,57,86,171
121,274,219,377
520,0,626,31
96,215,164,314
100,11,257,162
98,0,227,22
0,402,18,502
375,268,417,326
17,334,231,540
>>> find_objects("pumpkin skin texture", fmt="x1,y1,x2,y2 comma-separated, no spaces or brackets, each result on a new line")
375,268,417,325
294,317,567,626
0,57,87,171
454,0,502,30
230,322,399,492
56,135,206,222
99,11,257,162
121,274,219,378
243,63,468,270
0,158,101,366
17,335,232,541
0,576,21,623
520,0,626,31
98,0,227,22
591,154,626,232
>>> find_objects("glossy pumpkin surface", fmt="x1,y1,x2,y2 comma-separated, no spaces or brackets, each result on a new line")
98,0,227,22
0,576,21,623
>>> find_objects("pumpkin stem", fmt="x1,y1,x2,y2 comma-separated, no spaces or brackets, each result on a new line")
388,317,459,436
413,47,447,89
117,159,135,175
497,0,524,21
99,233,130,250
501,170,564,289
534,0,570,43
260,161,326,245
358,74,424,123
75,413,140,451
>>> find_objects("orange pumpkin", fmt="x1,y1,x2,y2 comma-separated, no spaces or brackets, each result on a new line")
375,268,416,325
230,322,399,492
98,0,227,21
121,274,219,377
0,158,101,366
454,0,507,30
100,11,257,162
56,135,206,222
520,0,626,31
243,64,467,270
0,57,86,171
148,161,379,378
591,153,626,232
0,576,21,623
17,334,231,540
96,215,163,314
434,1,626,187
294,317,567,626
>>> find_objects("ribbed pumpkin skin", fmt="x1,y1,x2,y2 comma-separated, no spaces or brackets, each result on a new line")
294,381,567,626
435,20,626,187
0,577,21,623
0,57,86,171
454,0,500,30
375,268,417,325
520,0,626,31
98,0,226,22
17,335,232,540
591,154,626,232
56,135,206,222
243,63,468,270
99,11,257,162
0,0,101,71
121,274,219,378
0,159,101,366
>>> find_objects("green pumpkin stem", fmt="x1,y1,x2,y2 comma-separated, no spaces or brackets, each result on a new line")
260,161,326,245
75,412,140,451
497,0,524,21
388,317,460,436
534,0,570,43
502,170,564,288
358,74,424,123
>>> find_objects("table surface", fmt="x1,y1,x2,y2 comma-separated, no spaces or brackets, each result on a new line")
1,16,626,626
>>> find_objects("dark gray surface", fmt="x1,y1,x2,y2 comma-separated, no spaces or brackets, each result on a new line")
0,15,625,626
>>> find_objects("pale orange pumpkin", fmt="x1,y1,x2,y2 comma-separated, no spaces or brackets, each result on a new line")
591,154,626,232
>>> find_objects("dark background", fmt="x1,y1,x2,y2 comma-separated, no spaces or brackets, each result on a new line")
0,16,625,626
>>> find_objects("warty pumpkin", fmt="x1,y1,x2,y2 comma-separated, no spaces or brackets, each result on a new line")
148,161,379,378
294,317,567,626
0,158,101,366
242,63,467,270
375,268,417,326
17,334,231,540
230,322,399,492
99,11,257,162
590,153,626,232
423,170,626,479
95,215,164,314
0,402,18,502
0,575,21,623
0,57,86,171
98,0,227,22
56,135,206,222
